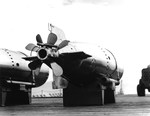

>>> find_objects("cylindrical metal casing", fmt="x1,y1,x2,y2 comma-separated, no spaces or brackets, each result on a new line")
0,48,49,87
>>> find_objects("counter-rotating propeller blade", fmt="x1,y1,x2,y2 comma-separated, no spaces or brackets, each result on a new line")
25,43,39,52
23,32,70,77
36,34,43,43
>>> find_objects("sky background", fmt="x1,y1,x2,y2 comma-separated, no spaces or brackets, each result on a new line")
0,0,150,94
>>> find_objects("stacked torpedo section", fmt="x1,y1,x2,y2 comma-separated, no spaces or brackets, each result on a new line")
23,24,124,106
0,48,49,106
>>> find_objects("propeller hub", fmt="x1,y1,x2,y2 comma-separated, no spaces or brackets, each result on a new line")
37,48,48,60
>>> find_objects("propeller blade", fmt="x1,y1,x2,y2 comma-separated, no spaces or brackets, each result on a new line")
28,59,42,70
52,74,68,89
25,43,39,52
22,56,38,61
50,62,63,76
36,34,43,43
33,67,41,76
47,33,57,45
58,40,70,50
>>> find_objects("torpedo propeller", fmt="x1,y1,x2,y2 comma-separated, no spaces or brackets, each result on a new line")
23,30,70,77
